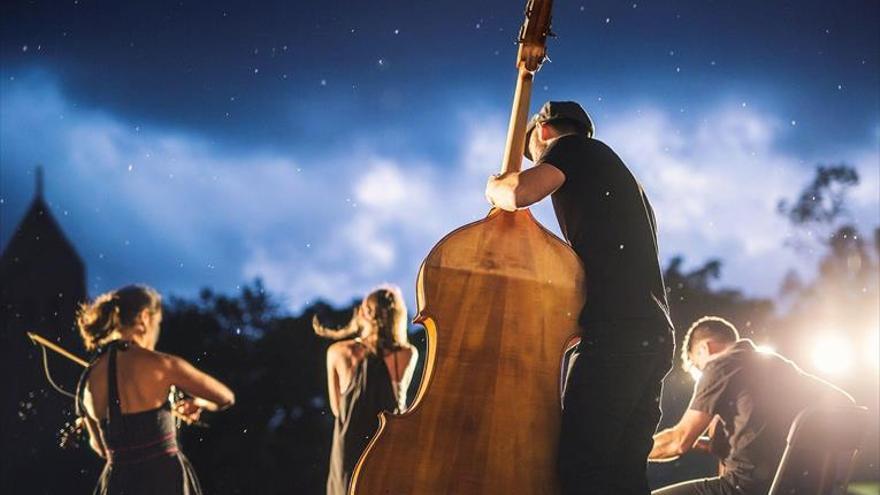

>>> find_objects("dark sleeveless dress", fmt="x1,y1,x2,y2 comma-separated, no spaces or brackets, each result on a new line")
76,342,202,495
326,350,399,495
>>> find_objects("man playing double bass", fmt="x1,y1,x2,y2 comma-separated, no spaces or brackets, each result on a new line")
486,100,674,495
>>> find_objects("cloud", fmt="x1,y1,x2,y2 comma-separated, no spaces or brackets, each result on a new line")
0,74,489,308
2,73,340,301
602,106,879,294
1,71,877,312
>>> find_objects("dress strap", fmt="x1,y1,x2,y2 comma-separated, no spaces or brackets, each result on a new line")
107,345,123,422
74,366,93,418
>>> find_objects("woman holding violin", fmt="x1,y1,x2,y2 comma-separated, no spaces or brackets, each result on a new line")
75,284,235,495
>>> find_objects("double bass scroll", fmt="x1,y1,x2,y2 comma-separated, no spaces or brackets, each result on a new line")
502,0,554,175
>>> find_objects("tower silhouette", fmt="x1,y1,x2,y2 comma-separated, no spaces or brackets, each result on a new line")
0,166,92,491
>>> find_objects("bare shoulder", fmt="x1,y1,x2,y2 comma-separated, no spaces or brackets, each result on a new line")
85,354,108,387
104,345,167,370
147,349,189,374
327,340,357,359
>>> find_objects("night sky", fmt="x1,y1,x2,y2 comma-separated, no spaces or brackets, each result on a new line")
1,0,878,310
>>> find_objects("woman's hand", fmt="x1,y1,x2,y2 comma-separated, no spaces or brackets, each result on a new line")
173,397,204,424
164,354,235,411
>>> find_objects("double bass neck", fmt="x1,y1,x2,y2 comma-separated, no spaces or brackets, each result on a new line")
500,0,554,175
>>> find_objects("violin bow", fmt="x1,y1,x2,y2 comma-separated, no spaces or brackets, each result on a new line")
27,332,86,400
26,332,207,427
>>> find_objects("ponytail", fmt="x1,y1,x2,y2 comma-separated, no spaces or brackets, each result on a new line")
312,309,362,340
313,285,409,355
77,285,162,351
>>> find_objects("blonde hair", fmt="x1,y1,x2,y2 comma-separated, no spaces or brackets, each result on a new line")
313,285,408,354
76,285,162,351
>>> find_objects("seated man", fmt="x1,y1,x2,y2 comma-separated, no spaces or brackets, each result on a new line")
649,316,853,495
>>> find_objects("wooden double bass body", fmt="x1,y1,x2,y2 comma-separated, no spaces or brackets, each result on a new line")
351,209,584,494
350,1,585,493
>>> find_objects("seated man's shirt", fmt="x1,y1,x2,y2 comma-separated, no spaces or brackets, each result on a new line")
688,339,853,491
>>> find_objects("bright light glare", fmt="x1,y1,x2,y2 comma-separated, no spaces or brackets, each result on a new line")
868,331,879,369
811,335,853,375
755,344,775,354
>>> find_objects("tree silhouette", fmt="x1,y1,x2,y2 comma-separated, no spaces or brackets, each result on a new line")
777,164,859,227
777,163,860,251
773,165,879,483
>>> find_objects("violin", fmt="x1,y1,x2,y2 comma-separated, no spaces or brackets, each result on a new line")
27,331,206,451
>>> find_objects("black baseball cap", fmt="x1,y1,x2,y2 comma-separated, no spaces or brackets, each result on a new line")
524,101,594,160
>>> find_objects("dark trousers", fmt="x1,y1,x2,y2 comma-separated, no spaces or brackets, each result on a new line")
558,328,673,495
651,477,739,495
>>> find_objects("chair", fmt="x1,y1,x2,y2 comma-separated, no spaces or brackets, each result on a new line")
768,405,870,495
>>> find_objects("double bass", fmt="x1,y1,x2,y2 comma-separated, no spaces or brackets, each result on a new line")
350,1,585,493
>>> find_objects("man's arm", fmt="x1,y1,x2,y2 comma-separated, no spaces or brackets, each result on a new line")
485,163,566,211
648,409,713,462
692,415,726,454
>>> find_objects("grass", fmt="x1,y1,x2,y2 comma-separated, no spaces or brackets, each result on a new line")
849,481,880,495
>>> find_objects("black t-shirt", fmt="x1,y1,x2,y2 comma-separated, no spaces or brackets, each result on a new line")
689,340,854,491
538,135,671,328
